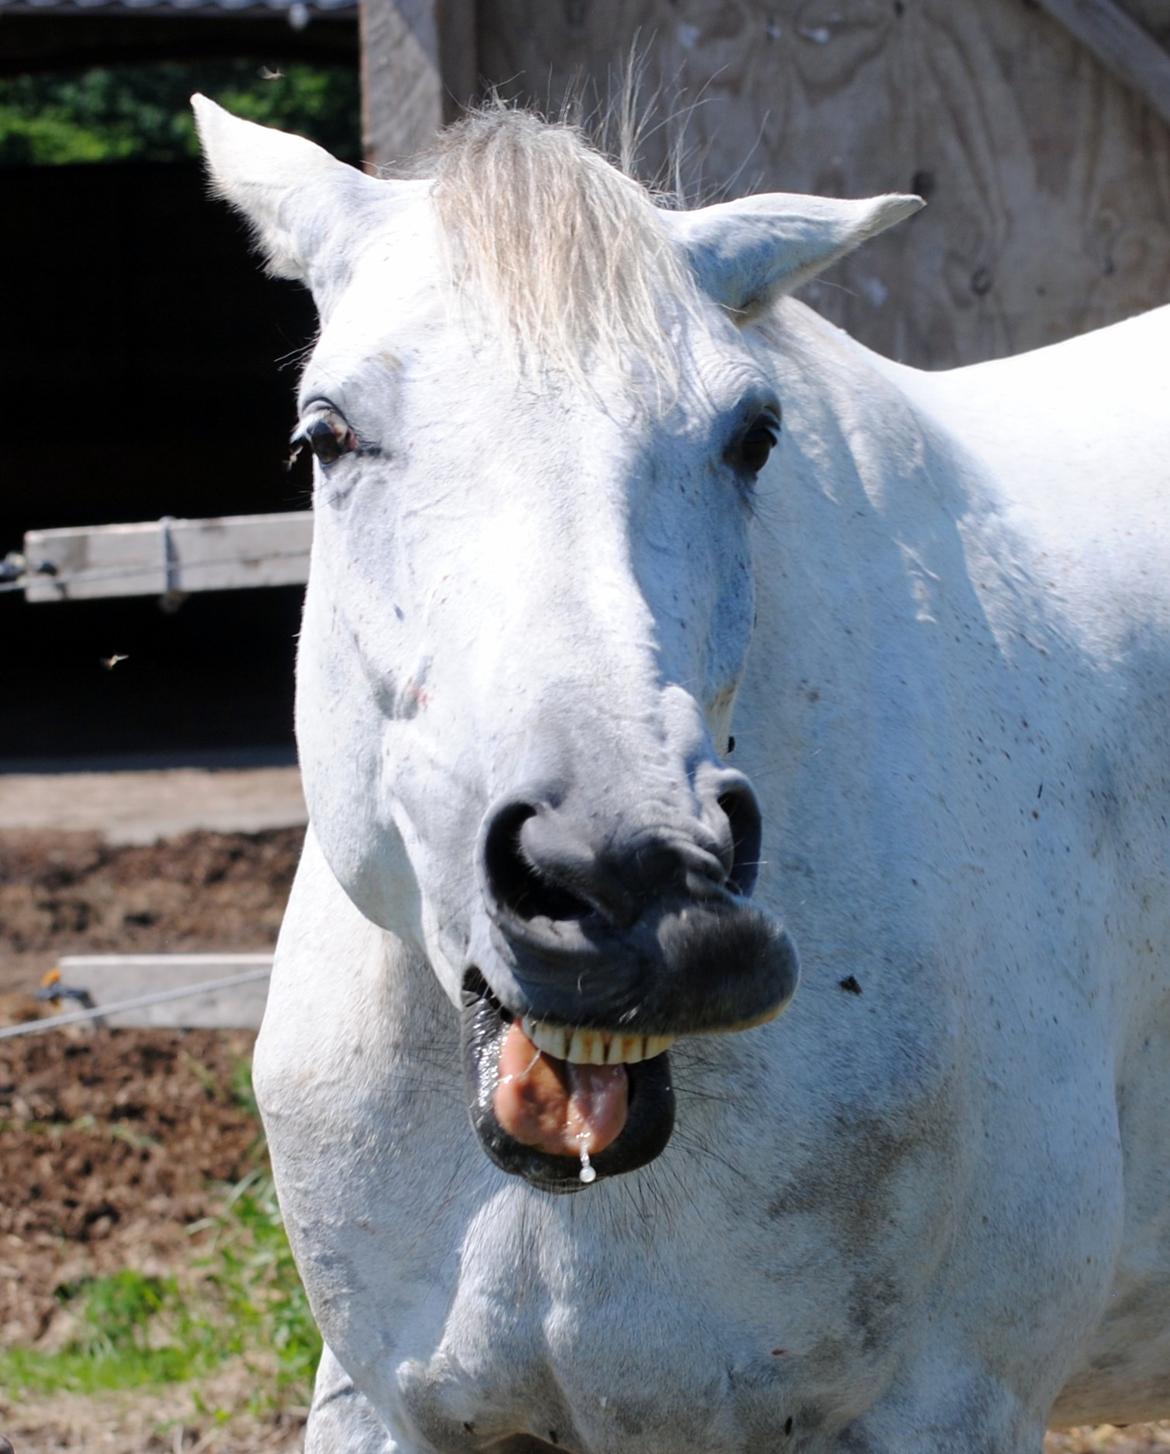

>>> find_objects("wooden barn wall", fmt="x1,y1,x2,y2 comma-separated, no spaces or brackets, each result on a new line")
364,0,1170,370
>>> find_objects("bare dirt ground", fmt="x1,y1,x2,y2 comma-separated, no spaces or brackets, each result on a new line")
0,822,302,1003
0,769,304,849
0,820,304,1453
0,798,1166,1453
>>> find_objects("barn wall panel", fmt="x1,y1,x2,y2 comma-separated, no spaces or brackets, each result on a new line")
361,0,478,164
474,0,1170,369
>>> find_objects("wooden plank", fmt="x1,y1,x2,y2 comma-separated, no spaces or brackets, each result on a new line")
360,0,478,168
52,953,272,1030
1033,0,1170,129
1121,1,1170,47
476,0,1170,370
23,511,312,603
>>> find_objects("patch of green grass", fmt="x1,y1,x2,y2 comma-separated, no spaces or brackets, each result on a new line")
0,1270,224,1396
195,1168,322,1394
228,1055,261,1123
0,1072,322,1412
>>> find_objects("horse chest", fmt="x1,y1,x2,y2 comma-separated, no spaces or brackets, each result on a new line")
367,1177,924,1454
265,968,969,1453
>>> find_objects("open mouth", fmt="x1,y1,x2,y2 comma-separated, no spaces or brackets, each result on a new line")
461,973,677,1191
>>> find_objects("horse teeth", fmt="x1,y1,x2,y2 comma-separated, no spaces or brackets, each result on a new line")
521,1017,675,1065
522,1017,569,1060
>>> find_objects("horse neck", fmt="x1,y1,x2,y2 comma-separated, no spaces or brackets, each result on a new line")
271,825,455,1060
754,297,1025,650
739,302,1026,874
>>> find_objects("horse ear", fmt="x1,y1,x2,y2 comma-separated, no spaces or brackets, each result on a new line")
191,94,386,287
669,192,924,315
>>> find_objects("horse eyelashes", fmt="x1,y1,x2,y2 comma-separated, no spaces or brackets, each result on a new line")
292,404,360,466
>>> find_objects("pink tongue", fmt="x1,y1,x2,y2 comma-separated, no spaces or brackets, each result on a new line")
494,1020,629,1158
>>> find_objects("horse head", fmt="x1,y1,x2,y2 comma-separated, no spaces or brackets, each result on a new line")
194,97,919,1190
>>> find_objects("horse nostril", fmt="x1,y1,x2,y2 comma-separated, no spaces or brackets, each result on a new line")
717,780,763,897
481,800,594,923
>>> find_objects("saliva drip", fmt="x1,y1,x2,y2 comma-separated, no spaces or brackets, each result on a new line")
578,1142,596,1184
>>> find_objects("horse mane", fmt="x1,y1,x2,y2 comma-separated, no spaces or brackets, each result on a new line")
428,107,699,389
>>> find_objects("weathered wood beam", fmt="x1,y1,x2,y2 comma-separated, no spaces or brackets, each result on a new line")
360,0,478,168
22,511,312,603
46,954,272,1030
1033,0,1170,129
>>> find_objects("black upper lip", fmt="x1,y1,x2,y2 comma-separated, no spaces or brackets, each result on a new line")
483,894,798,1036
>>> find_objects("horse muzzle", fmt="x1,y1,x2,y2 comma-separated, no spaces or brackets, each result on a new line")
460,775,800,1190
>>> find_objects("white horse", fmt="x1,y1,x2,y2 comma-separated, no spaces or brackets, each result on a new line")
193,95,1170,1453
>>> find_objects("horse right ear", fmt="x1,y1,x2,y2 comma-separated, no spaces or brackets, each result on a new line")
191,94,388,293
668,191,923,317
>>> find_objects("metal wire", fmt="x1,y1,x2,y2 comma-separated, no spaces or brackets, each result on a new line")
0,965,273,1041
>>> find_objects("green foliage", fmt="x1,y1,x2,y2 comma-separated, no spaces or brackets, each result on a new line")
197,1168,322,1393
0,1271,223,1395
0,60,359,166
0,1086,322,1415
229,1054,261,1122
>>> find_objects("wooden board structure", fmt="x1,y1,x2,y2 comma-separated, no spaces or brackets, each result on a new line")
47,953,272,1031
359,0,1170,371
22,511,312,603
1034,0,1170,129
361,0,477,164
477,0,1170,370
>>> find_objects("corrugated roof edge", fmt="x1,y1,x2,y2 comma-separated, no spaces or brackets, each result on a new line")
0,0,357,15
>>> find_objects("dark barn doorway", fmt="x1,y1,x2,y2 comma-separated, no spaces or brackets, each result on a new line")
0,16,358,769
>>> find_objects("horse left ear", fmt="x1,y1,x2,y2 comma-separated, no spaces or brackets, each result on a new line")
191,93,395,295
668,192,924,315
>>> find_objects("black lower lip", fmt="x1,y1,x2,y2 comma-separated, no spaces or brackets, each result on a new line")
460,981,676,1191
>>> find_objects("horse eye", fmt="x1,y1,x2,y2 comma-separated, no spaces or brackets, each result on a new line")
293,407,357,466
732,413,781,476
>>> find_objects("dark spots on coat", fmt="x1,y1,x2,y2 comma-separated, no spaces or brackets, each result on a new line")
971,266,993,296
727,735,736,754
848,1270,902,1355
547,1431,558,1446
771,1346,787,1356
463,1422,475,1434
839,975,863,994
765,1062,958,1299
785,1414,795,1435
1090,1347,1126,1375
910,167,934,198
792,1403,826,1436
